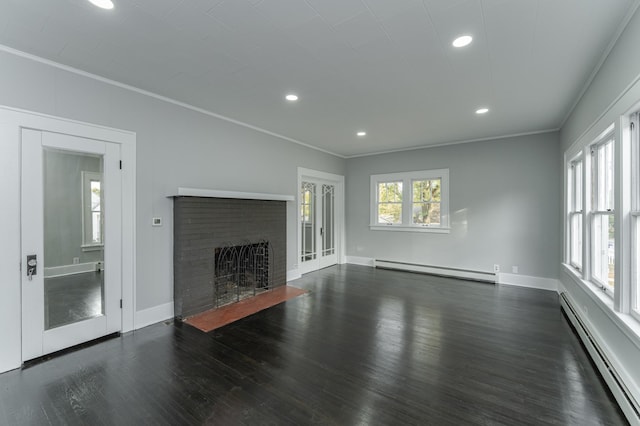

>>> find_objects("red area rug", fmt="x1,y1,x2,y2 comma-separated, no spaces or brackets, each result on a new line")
184,286,308,332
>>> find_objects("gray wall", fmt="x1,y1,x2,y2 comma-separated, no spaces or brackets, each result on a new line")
561,7,640,151
43,150,102,267
0,50,345,311
559,7,640,405
345,132,561,279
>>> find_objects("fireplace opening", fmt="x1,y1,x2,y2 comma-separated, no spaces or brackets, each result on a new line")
214,240,274,307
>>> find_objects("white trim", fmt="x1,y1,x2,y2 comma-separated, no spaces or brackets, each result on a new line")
346,256,375,267
44,262,98,278
346,129,559,158
0,105,136,372
497,273,559,292
559,291,640,426
369,225,451,234
558,0,640,130
173,187,294,201
81,170,103,247
134,302,174,330
374,260,495,283
297,168,346,274
370,169,450,230
565,69,640,157
287,269,302,282
81,244,104,252
0,44,345,160
563,263,640,351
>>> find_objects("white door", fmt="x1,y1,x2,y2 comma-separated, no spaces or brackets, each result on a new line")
21,129,122,361
299,179,338,274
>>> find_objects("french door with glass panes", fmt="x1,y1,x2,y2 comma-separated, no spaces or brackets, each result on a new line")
300,179,338,274
21,129,122,361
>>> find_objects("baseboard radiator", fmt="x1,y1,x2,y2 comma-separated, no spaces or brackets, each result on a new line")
374,259,496,283
560,292,640,425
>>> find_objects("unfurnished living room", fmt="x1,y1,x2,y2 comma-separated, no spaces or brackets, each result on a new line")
1,0,640,424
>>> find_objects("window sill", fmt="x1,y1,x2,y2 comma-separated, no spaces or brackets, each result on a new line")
81,244,104,252
562,263,640,351
369,225,451,234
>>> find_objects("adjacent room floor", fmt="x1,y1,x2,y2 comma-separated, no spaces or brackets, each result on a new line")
0,265,627,425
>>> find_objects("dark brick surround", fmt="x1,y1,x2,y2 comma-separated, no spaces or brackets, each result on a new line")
173,197,286,319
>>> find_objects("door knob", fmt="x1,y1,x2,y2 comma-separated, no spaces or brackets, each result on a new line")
26,254,37,281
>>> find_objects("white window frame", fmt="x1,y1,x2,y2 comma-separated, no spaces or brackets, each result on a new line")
370,169,450,233
631,112,640,321
568,157,584,271
589,131,616,296
81,170,104,250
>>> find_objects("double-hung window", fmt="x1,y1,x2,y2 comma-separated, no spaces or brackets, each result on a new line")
631,113,640,320
568,158,584,270
590,134,615,293
370,169,449,233
376,181,403,224
81,171,103,249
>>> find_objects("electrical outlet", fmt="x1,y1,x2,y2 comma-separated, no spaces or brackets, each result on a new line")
493,264,500,273
512,266,519,274
73,257,80,265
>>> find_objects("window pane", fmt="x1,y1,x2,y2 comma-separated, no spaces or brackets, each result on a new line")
606,141,614,210
378,203,402,224
412,180,430,202
428,204,441,225
412,179,441,225
300,182,316,262
574,161,582,211
431,179,441,202
412,202,441,225
596,140,614,211
570,213,582,268
378,181,402,224
379,182,402,203
634,216,640,313
593,214,614,289
92,212,101,243
91,180,101,211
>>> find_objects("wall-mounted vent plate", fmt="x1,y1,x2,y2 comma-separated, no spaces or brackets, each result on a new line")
152,217,162,227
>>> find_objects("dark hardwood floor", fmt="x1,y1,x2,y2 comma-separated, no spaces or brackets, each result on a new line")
45,271,103,329
0,265,627,425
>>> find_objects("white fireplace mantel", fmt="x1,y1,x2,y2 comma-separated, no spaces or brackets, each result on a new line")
170,187,295,202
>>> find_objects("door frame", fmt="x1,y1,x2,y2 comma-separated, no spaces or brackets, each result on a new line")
297,167,346,274
0,106,136,372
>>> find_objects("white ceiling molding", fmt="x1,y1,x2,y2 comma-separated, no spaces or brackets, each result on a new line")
558,0,640,129
0,1,636,156
0,44,345,159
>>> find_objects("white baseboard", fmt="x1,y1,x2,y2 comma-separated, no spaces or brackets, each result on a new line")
135,302,174,330
560,292,640,425
374,259,495,283
346,256,375,267
287,268,301,282
498,273,559,292
44,262,98,278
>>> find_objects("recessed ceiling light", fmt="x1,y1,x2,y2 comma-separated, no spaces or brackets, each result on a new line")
452,35,473,48
476,108,489,114
285,94,298,101
88,0,114,9
357,131,367,137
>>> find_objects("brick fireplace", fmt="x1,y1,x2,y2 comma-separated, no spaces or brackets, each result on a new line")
172,192,289,319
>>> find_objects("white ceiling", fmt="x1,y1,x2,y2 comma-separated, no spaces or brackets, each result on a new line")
0,0,637,157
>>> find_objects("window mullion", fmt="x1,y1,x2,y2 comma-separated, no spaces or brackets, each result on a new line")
402,178,411,225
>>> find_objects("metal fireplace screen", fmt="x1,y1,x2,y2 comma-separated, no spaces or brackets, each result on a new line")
214,240,274,307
